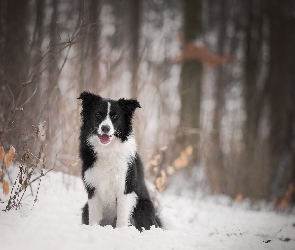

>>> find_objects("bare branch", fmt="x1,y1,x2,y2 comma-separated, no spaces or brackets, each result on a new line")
0,66,15,110
28,168,52,185
0,21,85,142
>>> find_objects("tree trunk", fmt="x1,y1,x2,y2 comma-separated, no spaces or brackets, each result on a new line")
244,0,263,152
206,0,228,194
121,0,141,99
0,0,28,148
129,0,140,99
26,0,45,126
242,0,266,198
176,0,203,167
89,0,101,92
46,0,59,141
266,0,295,200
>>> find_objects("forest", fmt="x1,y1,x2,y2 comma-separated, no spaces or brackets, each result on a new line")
0,0,294,210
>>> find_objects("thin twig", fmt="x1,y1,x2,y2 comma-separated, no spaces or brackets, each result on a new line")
0,25,82,141
23,38,80,87
28,168,52,185
19,82,38,108
0,66,15,109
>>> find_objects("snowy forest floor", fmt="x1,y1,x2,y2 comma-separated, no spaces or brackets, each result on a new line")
0,171,295,250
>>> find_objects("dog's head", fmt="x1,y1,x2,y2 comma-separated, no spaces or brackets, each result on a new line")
78,91,141,145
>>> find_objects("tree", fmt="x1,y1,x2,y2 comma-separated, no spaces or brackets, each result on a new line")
241,0,267,198
266,0,295,200
88,0,101,92
0,0,29,149
205,0,228,194
176,0,203,167
121,0,141,99
77,0,101,92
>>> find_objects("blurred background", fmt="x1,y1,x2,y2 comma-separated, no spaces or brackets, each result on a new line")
0,0,294,206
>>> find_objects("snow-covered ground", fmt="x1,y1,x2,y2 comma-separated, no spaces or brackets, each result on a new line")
0,171,294,250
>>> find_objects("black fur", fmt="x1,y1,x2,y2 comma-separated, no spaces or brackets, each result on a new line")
82,202,89,225
78,92,161,231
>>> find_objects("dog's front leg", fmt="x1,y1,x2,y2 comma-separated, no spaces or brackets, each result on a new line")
88,194,103,226
116,192,137,228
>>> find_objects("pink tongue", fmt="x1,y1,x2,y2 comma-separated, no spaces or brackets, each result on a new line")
100,134,111,144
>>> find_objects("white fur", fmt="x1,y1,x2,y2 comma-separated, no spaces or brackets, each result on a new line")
88,194,102,226
98,102,115,141
84,132,138,227
116,192,137,227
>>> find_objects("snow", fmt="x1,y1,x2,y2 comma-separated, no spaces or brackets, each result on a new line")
0,171,294,250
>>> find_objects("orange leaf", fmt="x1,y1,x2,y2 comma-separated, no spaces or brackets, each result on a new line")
0,170,3,179
0,146,5,163
159,146,168,151
173,153,188,169
149,159,158,167
279,199,287,209
184,146,193,156
167,166,175,175
235,193,243,202
3,180,10,196
5,146,15,169
155,177,165,192
155,170,167,192
286,183,294,198
172,41,234,67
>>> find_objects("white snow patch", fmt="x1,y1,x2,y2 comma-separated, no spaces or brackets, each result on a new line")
0,171,294,250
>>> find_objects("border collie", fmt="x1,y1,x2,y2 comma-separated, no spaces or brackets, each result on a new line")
78,91,162,231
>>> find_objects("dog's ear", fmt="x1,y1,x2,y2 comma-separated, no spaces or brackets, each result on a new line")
78,92,102,119
78,91,102,106
118,98,141,114
78,91,98,102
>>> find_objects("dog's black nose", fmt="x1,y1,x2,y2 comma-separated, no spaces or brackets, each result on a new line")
101,125,110,133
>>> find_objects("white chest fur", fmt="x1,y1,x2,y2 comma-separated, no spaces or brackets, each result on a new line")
84,134,137,225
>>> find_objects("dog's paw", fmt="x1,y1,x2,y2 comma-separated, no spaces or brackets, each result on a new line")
89,220,97,226
116,220,129,228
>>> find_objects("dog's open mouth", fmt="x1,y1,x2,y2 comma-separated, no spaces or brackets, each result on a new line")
98,134,112,144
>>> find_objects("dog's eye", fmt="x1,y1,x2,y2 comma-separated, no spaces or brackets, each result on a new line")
111,114,118,120
96,113,102,118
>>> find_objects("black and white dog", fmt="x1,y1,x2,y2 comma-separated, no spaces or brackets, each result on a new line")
78,91,162,231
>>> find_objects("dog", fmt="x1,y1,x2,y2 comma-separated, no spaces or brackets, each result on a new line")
78,91,162,231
